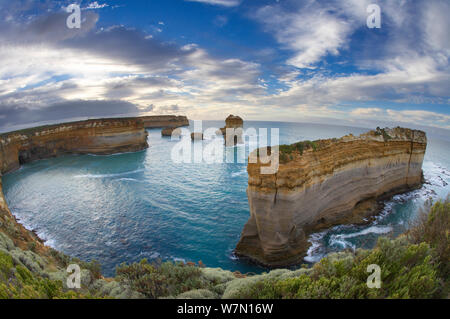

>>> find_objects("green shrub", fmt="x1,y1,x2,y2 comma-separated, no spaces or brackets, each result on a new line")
232,236,441,299
0,250,13,280
116,259,205,299
278,140,319,162
408,197,449,295
80,260,102,280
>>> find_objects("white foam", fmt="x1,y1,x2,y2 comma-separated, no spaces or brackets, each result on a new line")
231,169,247,177
74,169,144,179
333,225,393,240
304,231,327,263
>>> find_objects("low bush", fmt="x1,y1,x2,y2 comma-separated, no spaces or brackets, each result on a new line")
231,199,449,299
116,259,206,299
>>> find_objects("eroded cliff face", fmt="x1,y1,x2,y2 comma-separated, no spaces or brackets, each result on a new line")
0,118,149,174
0,117,149,249
235,127,427,267
141,115,189,128
219,115,244,146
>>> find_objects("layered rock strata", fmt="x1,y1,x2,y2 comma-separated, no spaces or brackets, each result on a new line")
0,117,151,249
141,115,189,129
0,118,149,174
235,127,427,267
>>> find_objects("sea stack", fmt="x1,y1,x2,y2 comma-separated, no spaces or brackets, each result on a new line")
235,127,427,267
219,115,244,146
191,132,204,140
161,127,182,137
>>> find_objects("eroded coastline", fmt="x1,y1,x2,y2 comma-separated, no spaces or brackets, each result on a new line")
0,121,428,272
0,116,188,252
235,127,427,267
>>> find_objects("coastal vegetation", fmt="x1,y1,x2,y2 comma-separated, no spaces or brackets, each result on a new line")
0,197,448,299
276,140,319,164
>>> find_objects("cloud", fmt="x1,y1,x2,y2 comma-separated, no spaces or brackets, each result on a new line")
0,1,265,130
254,2,353,68
0,0,448,132
157,104,180,113
0,99,143,131
185,0,241,7
85,2,109,10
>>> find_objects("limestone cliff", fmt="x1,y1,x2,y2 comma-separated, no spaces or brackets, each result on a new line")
141,115,189,129
219,115,244,146
0,117,149,250
235,127,427,267
0,118,149,174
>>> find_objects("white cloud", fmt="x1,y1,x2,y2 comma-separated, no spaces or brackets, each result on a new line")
254,3,354,69
0,0,448,131
85,2,109,10
185,0,241,7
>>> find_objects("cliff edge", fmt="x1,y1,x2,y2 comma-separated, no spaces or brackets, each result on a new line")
0,117,150,251
141,115,189,129
235,127,427,267
0,118,149,174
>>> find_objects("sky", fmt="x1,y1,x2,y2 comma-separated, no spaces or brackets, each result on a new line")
0,0,449,133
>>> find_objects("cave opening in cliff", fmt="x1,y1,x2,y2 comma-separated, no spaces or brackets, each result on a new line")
18,150,29,165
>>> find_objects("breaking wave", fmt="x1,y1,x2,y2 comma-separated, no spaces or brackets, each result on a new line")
304,160,450,264
74,169,144,179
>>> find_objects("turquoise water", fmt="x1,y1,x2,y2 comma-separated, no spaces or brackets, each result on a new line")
3,121,450,276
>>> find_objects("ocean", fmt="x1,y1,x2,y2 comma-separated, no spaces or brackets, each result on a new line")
2,121,449,276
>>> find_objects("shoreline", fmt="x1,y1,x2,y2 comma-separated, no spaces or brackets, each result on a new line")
0,119,442,277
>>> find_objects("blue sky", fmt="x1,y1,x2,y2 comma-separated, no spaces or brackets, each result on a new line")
0,0,449,132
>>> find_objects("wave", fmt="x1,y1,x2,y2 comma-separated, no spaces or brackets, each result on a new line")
231,169,247,177
16,216,58,249
74,169,144,179
304,231,327,263
332,225,393,240
327,226,392,251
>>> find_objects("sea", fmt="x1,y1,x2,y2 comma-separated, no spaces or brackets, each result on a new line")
2,121,449,276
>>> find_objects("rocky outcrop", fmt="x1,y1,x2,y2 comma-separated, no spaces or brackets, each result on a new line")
191,132,204,140
219,115,244,146
161,127,182,137
235,127,427,267
141,115,189,129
